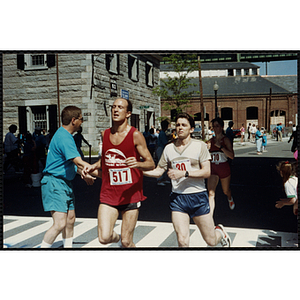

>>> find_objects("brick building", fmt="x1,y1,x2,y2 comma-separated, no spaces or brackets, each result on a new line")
2,53,161,152
160,61,298,131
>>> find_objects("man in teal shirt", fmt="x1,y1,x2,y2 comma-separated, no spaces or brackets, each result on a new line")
40,106,96,248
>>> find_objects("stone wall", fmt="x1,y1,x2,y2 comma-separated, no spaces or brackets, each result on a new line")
2,53,161,152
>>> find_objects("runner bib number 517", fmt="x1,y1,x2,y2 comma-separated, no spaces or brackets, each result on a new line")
109,168,132,185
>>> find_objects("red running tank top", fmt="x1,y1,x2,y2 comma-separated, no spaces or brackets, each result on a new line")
209,136,227,152
100,126,146,206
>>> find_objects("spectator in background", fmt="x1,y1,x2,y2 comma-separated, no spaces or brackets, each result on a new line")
148,127,158,161
247,123,251,141
251,124,256,143
22,133,36,188
143,125,151,147
3,124,21,173
288,125,299,153
255,125,263,155
156,119,169,186
225,121,235,147
225,121,235,166
74,126,88,159
171,129,177,141
240,123,245,145
34,127,47,168
276,123,283,142
46,129,55,151
155,128,160,139
208,126,214,140
262,129,268,152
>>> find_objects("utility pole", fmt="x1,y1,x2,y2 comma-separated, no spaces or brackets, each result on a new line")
56,53,61,127
269,88,272,131
198,56,205,140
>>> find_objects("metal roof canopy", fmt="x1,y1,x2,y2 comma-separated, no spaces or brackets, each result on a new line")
160,51,298,63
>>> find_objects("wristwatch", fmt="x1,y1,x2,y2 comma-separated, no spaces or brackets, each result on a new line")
185,171,189,178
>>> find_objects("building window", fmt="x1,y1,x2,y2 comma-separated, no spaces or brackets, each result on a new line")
244,68,249,76
236,69,241,76
32,106,47,131
17,53,56,71
18,105,58,135
146,61,154,87
128,55,139,81
251,68,257,75
221,107,233,121
247,106,258,120
106,54,119,74
228,69,234,76
24,54,48,70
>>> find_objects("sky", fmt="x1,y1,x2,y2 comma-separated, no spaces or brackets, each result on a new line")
254,60,297,76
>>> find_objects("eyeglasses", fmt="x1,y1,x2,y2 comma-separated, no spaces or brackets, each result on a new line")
76,117,84,121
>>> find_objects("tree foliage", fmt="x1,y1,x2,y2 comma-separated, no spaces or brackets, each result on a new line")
153,54,199,121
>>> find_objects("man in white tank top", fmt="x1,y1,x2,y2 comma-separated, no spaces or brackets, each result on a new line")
143,113,231,247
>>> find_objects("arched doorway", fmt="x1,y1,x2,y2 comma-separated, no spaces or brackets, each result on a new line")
221,107,233,129
246,106,258,127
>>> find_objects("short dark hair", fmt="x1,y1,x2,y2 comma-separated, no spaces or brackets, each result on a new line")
211,117,224,128
61,106,82,125
175,113,195,128
161,119,169,131
9,124,17,132
116,98,132,112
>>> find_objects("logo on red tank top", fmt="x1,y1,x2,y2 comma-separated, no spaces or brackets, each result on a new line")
105,149,127,167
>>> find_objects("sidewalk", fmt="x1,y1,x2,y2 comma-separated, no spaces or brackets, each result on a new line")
233,134,285,149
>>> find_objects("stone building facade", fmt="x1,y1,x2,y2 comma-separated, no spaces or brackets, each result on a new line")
2,53,161,152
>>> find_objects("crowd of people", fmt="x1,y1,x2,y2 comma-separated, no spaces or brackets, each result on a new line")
3,125,50,187
3,98,298,248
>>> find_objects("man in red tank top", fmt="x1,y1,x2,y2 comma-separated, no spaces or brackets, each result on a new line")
82,98,155,247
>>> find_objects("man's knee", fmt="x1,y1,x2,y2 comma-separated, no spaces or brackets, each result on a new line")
53,219,67,232
177,234,189,247
222,187,231,196
208,190,215,198
67,212,75,226
98,231,114,245
120,237,133,248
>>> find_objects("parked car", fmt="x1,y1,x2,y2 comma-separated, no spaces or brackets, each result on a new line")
191,124,202,139
232,129,241,138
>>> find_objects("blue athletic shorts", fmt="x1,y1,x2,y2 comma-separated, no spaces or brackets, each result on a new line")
41,174,75,213
169,191,210,218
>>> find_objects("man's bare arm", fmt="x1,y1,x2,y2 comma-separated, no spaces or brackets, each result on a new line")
125,130,155,171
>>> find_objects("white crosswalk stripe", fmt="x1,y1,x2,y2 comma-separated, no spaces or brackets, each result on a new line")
3,215,298,248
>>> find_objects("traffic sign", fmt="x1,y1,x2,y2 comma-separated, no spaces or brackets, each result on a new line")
121,89,129,100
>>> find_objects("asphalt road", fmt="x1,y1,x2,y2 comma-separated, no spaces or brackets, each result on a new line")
3,136,298,233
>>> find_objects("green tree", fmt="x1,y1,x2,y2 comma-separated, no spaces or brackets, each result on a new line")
153,54,199,121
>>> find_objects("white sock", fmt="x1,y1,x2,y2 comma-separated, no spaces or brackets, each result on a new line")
41,240,52,248
63,237,73,248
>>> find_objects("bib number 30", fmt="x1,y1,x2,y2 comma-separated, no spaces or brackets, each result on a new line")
109,168,132,185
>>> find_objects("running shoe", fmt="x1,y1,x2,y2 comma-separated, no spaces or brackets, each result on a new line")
228,198,235,210
215,224,231,247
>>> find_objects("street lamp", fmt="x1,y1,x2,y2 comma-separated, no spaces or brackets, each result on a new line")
213,81,219,118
